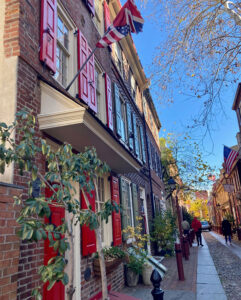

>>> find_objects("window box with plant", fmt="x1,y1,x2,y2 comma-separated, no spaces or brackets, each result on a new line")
93,246,125,277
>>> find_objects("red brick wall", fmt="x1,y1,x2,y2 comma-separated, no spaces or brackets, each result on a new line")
0,183,22,300
81,259,124,299
3,0,20,57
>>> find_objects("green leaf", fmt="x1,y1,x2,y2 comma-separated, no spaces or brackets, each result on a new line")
22,227,34,240
35,230,42,241
47,280,56,291
61,273,69,285
0,122,7,128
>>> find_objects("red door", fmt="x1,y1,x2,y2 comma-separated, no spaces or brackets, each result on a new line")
111,176,122,246
43,187,65,300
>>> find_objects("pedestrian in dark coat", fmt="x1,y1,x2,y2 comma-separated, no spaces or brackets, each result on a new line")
222,219,232,244
191,217,203,246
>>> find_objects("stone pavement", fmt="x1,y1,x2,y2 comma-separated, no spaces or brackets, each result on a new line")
196,235,227,300
120,246,198,300
210,231,241,260
118,235,228,300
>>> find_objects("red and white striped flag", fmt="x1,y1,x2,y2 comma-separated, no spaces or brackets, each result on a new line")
224,145,239,174
96,0,144,48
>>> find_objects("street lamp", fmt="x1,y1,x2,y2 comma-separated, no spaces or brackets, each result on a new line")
222,173,235,225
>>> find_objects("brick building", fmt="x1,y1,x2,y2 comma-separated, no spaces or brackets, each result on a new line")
0,0,165,299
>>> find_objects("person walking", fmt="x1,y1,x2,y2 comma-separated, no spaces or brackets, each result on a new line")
222,218,232,244
182,219,190,235
191,217,203,246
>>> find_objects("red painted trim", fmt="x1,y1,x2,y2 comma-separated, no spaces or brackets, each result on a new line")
77,29,89,104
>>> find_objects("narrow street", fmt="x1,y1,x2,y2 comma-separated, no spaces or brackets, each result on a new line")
203,232,241,300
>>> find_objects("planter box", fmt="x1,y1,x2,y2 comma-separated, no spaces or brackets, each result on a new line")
93,258,122,277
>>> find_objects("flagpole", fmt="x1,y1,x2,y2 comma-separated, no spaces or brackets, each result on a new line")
65,46,97,92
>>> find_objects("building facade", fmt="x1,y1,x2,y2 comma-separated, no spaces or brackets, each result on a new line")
0,0,165,299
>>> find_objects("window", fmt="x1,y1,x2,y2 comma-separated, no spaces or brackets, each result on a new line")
96,177,105,242
121,178,134,228
137,125,143,161
154,195,161,215
93,0,104,36
120,97,128,142
143,97,147,119
95,176,113,247
131,73,136,101
115,43,123,75
53,6,76,92
54,16,69,86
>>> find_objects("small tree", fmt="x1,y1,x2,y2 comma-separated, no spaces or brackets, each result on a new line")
0,111,117,300
151,210,177,256
143,0,241,129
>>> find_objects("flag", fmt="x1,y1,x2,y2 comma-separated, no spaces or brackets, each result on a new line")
224,145,239,174
96,0,144,48
208,174,216,181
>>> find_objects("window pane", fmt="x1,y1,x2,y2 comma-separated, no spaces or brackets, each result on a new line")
64,26,69,49
58,17,63,31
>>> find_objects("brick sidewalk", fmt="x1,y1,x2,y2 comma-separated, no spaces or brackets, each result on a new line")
120,245,198,300
161,246,198,292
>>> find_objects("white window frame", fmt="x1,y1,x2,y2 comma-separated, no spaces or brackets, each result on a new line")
54,3,77,94
115,43,124,75
96,175,112,247
121,177,134,240
120,96,128,143
139,187,151,254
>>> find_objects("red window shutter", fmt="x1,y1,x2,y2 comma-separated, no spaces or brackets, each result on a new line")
105,74,113,130
88,47,97,113
111,176,122,246
104,1,111,31
40,0,57,73
87,0,95,16
81,190,97,256
77,29,89,105
43,186,65,300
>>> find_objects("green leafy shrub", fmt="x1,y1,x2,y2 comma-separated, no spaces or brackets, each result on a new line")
126,254,144,275
151,210,177,256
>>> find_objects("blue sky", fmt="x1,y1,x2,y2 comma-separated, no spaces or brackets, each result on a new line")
127,0,239,173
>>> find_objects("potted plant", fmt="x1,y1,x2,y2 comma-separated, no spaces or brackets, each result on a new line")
122,218,150,287
93,246,125,277
125,253,144,287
